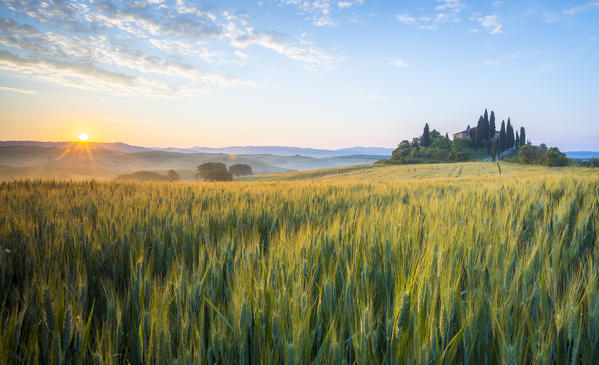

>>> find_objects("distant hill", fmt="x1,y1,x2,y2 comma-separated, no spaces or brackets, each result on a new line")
565,151,599,159
0,141,150,153
0,141,393,157
187,146,394,157
0,144,386,181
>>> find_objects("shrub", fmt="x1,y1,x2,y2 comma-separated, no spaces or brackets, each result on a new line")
196,162,233,181
546,147,569,167
229,164,253,177
167,169,180,182
519,144,547,165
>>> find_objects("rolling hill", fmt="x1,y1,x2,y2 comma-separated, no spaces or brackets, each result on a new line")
0,144,386,181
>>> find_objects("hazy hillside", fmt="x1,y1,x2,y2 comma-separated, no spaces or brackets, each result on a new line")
187,145,393,157
565,151,599,159
0,141,393,157
0,145,385,180
0,141,150,152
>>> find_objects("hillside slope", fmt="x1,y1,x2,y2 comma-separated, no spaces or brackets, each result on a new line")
241,161,590,182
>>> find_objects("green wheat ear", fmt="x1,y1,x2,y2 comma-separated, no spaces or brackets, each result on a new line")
496,161,502,175
397,291,410,332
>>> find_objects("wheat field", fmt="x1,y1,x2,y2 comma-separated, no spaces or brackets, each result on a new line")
1,163,598,363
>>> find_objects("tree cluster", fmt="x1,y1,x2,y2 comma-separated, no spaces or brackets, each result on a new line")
388,109,529,165
470,109,527,159
196,163,253,181
389,123,471,164
518,144,569,166
229,164,253,177
582,158,599,167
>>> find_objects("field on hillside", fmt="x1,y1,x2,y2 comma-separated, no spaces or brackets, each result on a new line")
241,161,573,182
1,164,599,363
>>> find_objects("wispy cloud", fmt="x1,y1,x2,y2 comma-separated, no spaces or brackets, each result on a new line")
539,62,557,73
0,86,37,94
484,52,523,66
389,59,409,68
395,14,417,24
543,12,560,23
0,0,339,96
279,0,364,26
230,30,338,70
395,0,464,31
563,1,599,15
473,14,503,34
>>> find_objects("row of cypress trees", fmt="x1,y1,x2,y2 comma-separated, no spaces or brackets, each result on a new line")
468,109,526,155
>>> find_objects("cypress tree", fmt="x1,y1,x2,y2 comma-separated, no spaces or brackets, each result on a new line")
489,111,496,140
520,127,526,146
467,125,475,146
475,116,484,149
506,118,514,149
515,131,520,148
499,120,507,152
421,123,431,147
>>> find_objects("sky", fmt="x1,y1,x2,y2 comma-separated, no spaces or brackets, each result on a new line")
0,0,598,150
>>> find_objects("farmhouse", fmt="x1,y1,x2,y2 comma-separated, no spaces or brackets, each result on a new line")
452,126,475,141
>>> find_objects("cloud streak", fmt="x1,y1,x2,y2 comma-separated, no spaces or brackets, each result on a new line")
279,0,364,26
389,59,409,68
563,1,599,15
0,85,36,94
0,0,338,96
395,0,464,31
480,15,503,34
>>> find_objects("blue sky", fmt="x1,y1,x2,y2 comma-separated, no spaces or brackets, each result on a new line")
0,0,597,150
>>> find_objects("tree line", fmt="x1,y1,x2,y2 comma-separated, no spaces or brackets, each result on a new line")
196,163,253,181
464,109,527,159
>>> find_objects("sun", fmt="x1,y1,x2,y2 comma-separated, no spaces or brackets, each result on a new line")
79,133,89,142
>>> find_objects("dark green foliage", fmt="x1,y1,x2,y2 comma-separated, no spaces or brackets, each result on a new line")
489,111,496,139
500,121,507,152
546,147,569,167
451,138,471,161
390,109,525,164
475,116,484,149
468,125,476,142
196,162,233,181
421,123,431,147
492,139,497,161
520,127,526,147
229,164,253,177
589,158,599,167
390,125,475,164
517,144,569,167
506,118,515,149
519,144,547,164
